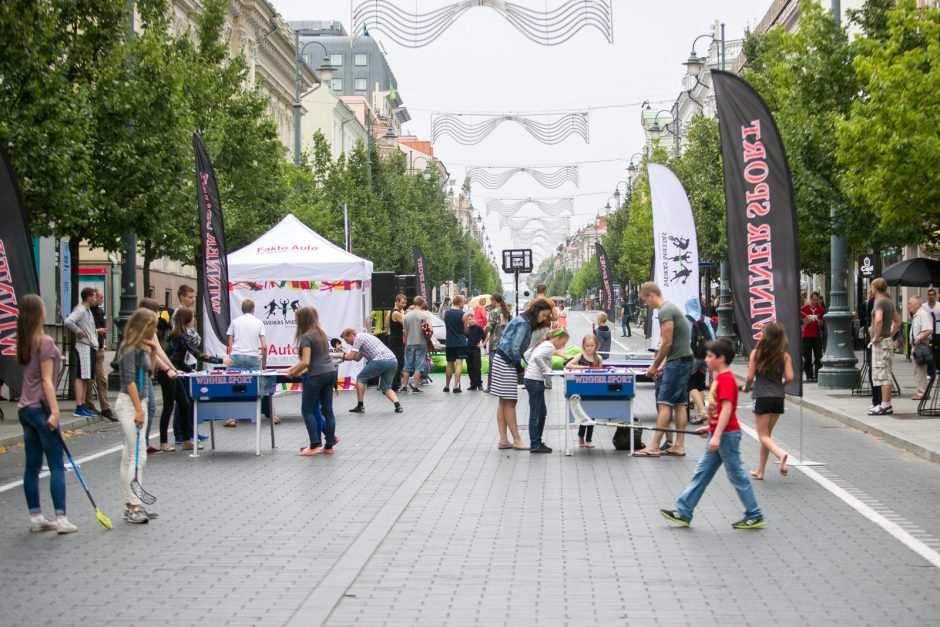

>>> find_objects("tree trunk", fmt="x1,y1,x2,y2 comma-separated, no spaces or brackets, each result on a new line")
142,240,153,298
69,236,81,310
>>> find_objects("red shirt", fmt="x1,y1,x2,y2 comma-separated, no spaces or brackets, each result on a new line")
801,305,825,338
707,370,740,433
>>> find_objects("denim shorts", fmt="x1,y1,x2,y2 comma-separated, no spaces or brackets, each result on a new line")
403,344,428,373
358,359,398,392
229,354,261,369
656,359,694,406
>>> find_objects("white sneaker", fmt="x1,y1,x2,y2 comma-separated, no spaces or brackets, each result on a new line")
55,519,78,534
29,519,58,533
867,405,879,415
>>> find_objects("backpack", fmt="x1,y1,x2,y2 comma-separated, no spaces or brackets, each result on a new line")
688,315,709,359
612,425,644,451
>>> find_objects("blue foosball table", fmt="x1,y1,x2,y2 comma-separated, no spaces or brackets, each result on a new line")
184,369,278,457
563,367,637,456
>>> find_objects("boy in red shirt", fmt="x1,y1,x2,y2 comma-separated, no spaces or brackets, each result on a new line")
660,338,765,529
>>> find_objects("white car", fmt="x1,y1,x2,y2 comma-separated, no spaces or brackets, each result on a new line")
428,313,448,352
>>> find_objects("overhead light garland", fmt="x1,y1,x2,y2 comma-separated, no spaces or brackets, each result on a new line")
466,165,579,190
432,112,589,145
486,197,575,217
500,215,571,233
351,0,613,48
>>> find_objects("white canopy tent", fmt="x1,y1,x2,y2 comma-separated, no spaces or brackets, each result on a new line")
205,214,373,386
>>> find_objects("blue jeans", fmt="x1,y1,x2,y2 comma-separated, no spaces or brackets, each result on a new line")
302,372,337,448
675,430,762,522
229,354,261,369
18,406,66,515
524,379,547,448
358,359,397,392
621,316,631,336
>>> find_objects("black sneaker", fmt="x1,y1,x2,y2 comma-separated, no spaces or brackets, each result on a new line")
100,409,117,422
660,509,690,527
410,386,423,394
530,443,552,454
349,405,365,414
732,516,765,529
394,405,404,413
443,387,450,393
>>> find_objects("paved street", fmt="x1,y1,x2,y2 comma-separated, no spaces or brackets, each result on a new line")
1,312,940,626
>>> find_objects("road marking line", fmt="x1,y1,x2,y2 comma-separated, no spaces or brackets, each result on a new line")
739,423,940,569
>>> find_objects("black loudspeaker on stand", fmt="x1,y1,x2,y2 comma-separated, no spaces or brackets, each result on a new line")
372,271,397,310
396,274,417,304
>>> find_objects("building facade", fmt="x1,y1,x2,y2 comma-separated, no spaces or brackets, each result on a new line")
290,21,411,131
302,87,371,161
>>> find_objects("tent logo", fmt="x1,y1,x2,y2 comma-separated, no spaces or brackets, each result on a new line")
264,298,299,321
256,244,319,255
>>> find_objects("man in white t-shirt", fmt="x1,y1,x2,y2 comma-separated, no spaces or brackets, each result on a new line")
226,299,267,370
922,287,940,375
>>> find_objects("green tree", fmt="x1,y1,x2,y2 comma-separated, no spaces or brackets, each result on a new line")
670,116,726,263
741,0,857,270
838,0,940,250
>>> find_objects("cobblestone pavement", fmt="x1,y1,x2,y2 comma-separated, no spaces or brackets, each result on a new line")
1,312,939,625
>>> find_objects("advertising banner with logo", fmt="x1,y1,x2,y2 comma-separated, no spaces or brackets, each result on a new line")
193,133,232,349
857,253,881,279
412,245,430,302
209,214,374,388
713,70,802,396
648,163,699,348
594,242,613,315
0,147,40,394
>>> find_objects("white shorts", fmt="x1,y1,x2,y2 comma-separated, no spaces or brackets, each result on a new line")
74,344,97,380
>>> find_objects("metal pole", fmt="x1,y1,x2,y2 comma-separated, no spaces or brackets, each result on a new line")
118,0,137,336
818,0,858,388
293,31,302,166
716,260,734,339
467,228,472,296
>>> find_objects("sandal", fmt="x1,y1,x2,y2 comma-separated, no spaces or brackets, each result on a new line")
497,441,513,450
223,419,237,427
585,442,595,449
159,445,175,453
750,470,764,480
273,415,281,424
632,450,662,458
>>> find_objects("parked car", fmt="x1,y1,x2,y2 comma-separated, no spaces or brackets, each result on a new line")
428,313,448,352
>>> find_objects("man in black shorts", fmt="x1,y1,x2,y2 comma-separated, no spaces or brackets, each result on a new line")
443,295,471,393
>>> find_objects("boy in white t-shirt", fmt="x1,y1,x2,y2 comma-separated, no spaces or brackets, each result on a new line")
226,299,267,369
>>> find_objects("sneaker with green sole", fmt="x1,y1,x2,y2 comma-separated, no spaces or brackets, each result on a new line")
660,509,690,527
732,516,765,529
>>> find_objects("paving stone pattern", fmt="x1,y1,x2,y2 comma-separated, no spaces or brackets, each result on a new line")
0,313,939,625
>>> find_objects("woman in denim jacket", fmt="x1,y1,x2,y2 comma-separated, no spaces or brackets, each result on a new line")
489,300,553,450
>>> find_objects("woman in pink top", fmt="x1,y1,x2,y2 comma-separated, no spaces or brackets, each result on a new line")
16,294,76,534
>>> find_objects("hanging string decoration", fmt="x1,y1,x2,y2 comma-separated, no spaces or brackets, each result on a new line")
486,197,575,217
351,0,614,48
432,113,589,145
499,215,571,234
466,166,579,189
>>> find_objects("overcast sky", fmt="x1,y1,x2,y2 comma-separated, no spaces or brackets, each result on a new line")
275,0,766,288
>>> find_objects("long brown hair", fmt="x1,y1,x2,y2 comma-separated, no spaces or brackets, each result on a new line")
294,306,327,350
524,299,554,329
16,294,45,365
170,307,193,338
491,293,510,321
124,309,158,350
753,322,787,375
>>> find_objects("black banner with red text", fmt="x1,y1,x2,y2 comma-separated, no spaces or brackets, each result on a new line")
0,147,39,394
713,70,802,396
193,134,231,349
595,242,613,316
412,245,430,303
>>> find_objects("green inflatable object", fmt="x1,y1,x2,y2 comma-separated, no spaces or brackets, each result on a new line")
428,353,490,374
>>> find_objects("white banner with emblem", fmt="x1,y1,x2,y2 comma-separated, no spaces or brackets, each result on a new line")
648,163,700,349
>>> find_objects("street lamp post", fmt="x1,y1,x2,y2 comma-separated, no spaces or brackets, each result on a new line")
817,0,858,388
651,109,680,158
117,0,137,345
409,155,433,179
293,33,334,166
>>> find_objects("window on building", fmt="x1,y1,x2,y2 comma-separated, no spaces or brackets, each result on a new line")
354,78,367,91
331,78,343,92
330,54,343,67
164,289,171,308
148,286,155,299
354,53,367,67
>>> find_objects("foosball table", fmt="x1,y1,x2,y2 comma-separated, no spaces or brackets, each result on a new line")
563,367,637,456
184,369,278,457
